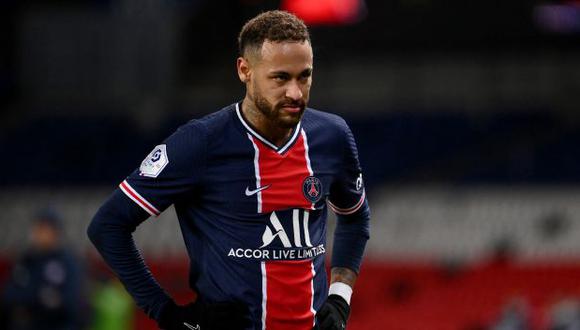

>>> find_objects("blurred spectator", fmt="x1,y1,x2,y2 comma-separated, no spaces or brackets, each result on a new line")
89,276,134,330
487,236,518,267
548,298,580,330
1,208,85,330
492,297,530,330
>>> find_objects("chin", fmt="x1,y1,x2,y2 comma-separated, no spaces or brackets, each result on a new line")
274,118,297,129
278,112,304,128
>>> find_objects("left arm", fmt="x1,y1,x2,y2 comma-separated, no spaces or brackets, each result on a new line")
330,267,357,289
329,197,371,297
319,118,371,329
317,200,370,330
331,197,371,275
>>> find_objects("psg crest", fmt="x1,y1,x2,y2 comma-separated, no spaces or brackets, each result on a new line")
302,176,322,203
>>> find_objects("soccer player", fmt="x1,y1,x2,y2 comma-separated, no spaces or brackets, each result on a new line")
87,10,370,330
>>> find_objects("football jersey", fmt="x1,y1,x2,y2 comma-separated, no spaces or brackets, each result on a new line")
119,102,366,330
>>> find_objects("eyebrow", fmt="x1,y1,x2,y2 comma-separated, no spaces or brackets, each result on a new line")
269,68,313,76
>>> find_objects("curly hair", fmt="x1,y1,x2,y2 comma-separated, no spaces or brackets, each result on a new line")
238,10,310,58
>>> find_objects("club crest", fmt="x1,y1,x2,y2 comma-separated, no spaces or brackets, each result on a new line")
302,176,322,203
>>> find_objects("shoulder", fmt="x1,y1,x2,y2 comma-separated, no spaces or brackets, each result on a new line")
303,107,348,126
302,108,351,137
171,104,236,142
195,104,236,131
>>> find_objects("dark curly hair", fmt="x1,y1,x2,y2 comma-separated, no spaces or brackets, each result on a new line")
238,10,310,58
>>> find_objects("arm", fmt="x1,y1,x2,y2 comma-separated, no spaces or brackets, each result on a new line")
319,118,371,330
87,124,205,320
88,188,250,330
87,189,171,320
88,125,250,330
328,118,370,283
331,198,370,279
330,267,357,291
329,198,370,301
317,200,370,330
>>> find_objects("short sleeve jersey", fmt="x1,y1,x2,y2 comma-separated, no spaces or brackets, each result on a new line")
120,103,366,330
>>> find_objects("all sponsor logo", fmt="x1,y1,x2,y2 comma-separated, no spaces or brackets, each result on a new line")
227,210,325,260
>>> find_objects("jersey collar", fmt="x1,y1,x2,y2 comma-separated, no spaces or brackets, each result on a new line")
235,102,302,154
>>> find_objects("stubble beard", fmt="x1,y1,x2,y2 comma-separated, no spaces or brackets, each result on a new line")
252,92,306,129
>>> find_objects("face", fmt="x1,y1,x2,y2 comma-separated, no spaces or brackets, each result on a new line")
30,222,59,250
238,40,313,129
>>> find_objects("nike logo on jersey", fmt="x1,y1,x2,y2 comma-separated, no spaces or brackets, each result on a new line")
183,322,200,330
245,185,271,196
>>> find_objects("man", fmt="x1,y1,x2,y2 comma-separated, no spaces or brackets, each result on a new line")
2,209,84,330
87,10,370,330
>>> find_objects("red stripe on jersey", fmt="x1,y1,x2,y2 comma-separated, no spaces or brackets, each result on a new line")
119,180,160,216
252,133,313,213
329,190,366,215
262,260,315,330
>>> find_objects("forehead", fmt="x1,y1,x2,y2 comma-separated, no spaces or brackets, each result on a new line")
257,40,313,71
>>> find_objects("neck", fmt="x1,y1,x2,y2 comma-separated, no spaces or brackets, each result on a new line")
241,97,293,147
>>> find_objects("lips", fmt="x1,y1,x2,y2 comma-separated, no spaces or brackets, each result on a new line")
282,106,302,113
280,103,304,114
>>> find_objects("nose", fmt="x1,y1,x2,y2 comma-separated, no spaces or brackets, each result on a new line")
285,80,303,101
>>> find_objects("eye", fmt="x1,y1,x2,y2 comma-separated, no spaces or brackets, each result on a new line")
299,71,312,81
272,75,288,82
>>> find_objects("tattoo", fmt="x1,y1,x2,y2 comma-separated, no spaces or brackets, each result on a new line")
241,102,293,147
243,103,262,128
330,267,357,287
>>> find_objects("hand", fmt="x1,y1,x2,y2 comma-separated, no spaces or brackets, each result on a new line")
158,300,250,330
316,295,350,330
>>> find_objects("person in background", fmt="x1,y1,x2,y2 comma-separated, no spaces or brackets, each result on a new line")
1,208,85,330
547,297,580,330
89,275,134,330
492,297,530,330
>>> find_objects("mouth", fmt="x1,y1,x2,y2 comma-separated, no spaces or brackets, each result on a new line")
280,104,304,114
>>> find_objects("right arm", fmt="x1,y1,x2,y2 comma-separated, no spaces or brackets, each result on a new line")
87,189,171,320
87,123,206,321
87,122,250,329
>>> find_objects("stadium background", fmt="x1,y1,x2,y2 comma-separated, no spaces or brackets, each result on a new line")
2,0,580,329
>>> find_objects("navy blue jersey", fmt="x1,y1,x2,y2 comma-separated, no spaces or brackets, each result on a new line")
119,103,366,330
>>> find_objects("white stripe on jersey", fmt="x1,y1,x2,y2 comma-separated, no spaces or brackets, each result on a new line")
119,180,160,216
300,129,315,210
247,134,263,213
236,103,301,154
261,261,268,330
328,190,366,215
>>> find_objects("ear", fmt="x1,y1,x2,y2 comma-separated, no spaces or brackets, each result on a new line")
237,57,251,83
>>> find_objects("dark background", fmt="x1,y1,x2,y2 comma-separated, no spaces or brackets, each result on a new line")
1,0,579,188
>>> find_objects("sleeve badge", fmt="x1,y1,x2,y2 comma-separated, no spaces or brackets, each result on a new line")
139,144,169,178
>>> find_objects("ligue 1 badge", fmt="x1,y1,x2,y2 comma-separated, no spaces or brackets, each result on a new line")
139,144,169,178
302,176,322,203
